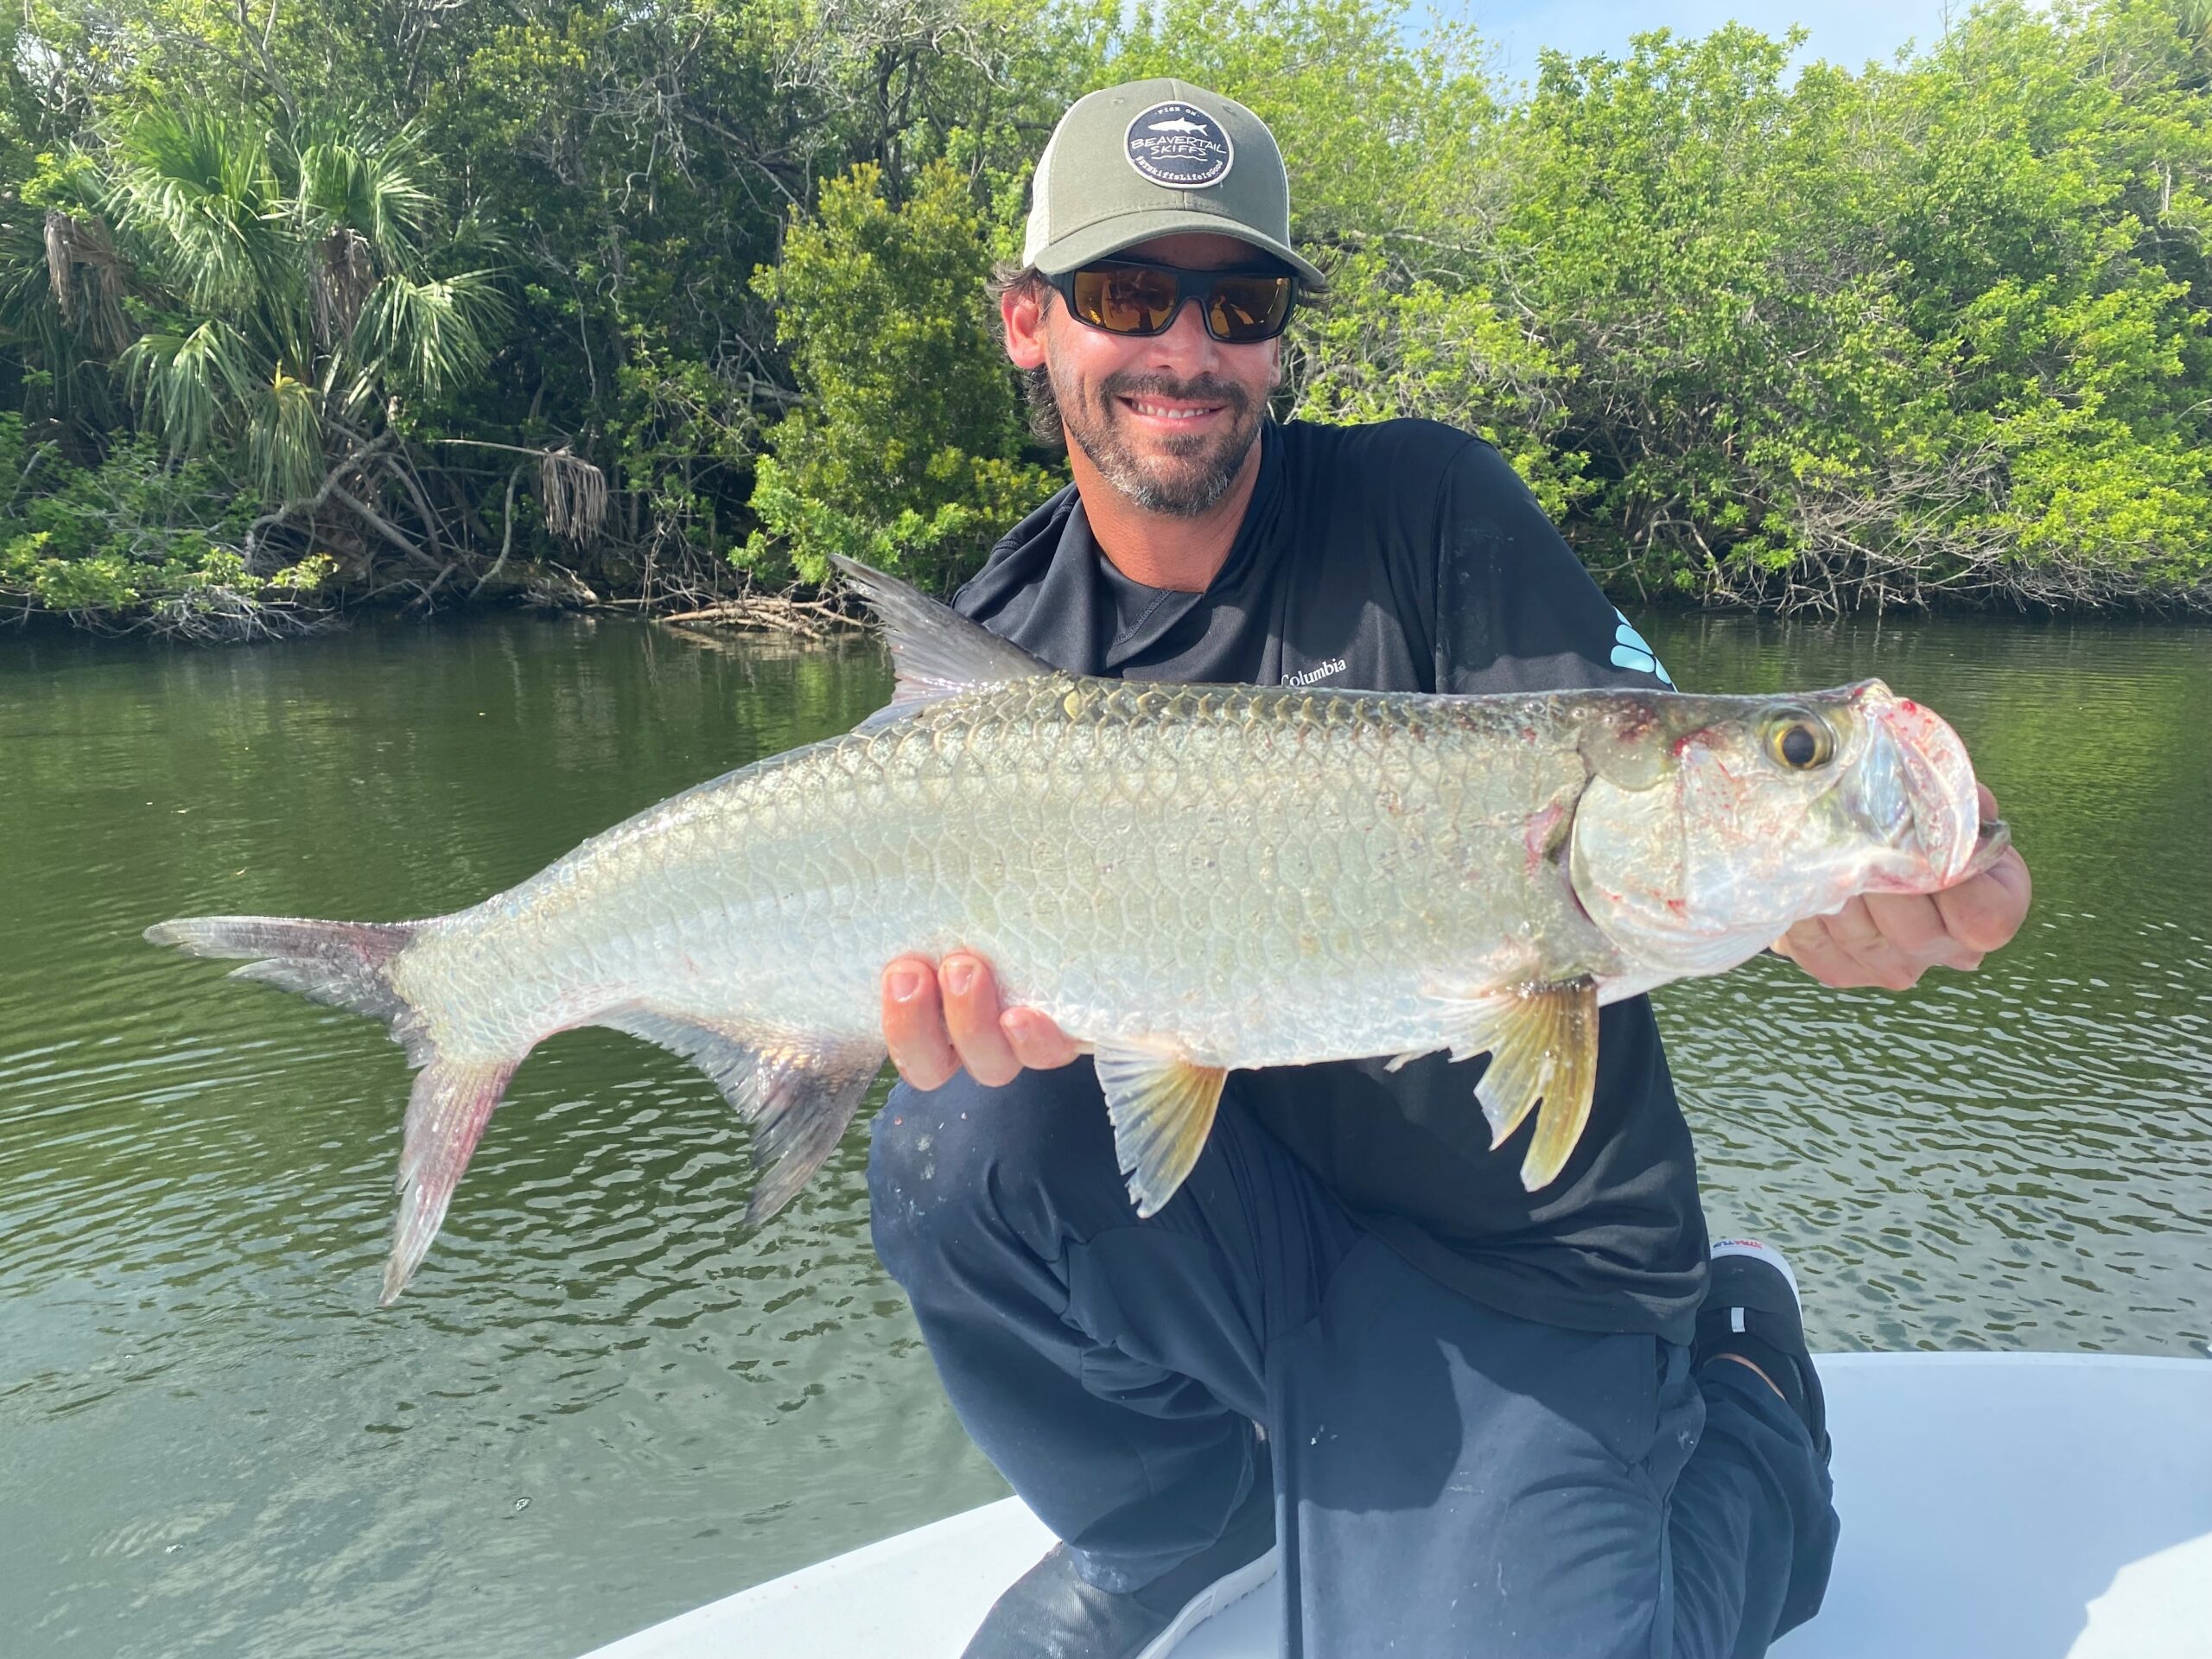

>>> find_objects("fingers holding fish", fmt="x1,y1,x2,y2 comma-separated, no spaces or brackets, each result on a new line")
884,957,961,1090
937,957,1082,1083
1770,908,1885,989
882,953,1081,1090
942,955,1022,1087
1871,889,1988,967
1773,897,1964,990
1864,892,1987,975
1001,1005,1084,1074
1934,852,2031,956
1771,781,2030,990
1933,786,2033,956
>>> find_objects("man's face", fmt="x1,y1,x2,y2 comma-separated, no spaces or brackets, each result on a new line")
1003,232,1285,518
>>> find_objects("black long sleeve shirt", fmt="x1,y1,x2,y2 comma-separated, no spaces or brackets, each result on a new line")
954,418,1708,1344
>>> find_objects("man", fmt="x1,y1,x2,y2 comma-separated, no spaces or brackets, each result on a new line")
866,78,2032,1658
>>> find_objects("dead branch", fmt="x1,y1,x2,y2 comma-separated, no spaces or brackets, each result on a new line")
658,592,866,638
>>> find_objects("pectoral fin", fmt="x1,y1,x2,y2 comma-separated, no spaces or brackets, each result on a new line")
1464,978,1601,1193
1093,1045,1229,1218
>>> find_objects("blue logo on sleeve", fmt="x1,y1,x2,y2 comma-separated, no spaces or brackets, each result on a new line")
1610,612,1674,686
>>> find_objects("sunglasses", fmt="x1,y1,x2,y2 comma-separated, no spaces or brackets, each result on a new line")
1047,257,1296,344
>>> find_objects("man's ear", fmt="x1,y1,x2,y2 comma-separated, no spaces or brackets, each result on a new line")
1001,282,1049,371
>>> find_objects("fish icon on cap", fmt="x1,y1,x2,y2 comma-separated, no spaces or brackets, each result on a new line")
1020,78,1327,285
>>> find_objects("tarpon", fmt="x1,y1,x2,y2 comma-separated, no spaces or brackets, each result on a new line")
147,559,2004,1303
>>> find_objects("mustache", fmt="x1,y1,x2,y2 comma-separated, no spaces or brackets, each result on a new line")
1096,371,1254,416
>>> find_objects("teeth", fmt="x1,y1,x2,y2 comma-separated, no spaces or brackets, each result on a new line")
1128,400,1212,420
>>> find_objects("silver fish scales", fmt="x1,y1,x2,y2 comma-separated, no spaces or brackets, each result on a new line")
147,558,1999,1304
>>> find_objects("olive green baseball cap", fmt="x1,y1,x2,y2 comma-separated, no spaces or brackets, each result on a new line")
1021,78,1325,288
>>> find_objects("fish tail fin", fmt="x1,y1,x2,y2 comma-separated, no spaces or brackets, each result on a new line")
145,913,522,1304
144,914,421,1021
386,1056,518,1305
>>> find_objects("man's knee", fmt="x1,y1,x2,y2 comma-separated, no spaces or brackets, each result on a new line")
867,1061,1119,1282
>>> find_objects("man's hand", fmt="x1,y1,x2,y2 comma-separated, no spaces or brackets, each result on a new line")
881,953,1084,1090
1770,784,2032,991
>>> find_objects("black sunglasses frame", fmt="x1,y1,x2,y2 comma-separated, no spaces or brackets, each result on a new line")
1046,256,1298,344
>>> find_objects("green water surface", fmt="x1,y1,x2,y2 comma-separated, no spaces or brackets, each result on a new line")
1,610,2205,1657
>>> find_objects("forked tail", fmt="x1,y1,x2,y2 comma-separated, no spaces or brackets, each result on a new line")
147,914,885,1305
144,915,518,1305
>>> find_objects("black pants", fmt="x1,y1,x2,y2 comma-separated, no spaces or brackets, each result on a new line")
868,1062,1840,1658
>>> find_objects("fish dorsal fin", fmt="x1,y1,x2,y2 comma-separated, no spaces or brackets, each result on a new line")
830,556,1056,714
1092,1043,1229,1218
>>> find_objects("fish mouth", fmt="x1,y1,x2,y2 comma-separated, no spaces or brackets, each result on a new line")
1963,816,2013,878
1851,685,1983,893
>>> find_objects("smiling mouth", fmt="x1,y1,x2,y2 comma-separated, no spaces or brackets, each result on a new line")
1117,396,1224,423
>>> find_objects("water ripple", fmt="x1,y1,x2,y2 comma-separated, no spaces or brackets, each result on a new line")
3,613,2209,1657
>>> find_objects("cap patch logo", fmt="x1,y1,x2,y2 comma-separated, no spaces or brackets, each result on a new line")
1124,102,1233,189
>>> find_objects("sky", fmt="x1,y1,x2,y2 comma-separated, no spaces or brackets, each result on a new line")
1448,0,1975,82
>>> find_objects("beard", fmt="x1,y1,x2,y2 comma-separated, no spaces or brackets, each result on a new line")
1051,364,1269,518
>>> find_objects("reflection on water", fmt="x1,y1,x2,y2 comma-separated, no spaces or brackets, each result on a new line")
1,609,2206,1658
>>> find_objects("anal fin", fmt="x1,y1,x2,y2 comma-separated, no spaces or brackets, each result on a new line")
604,1011,884,1225
1461,978,1601,1192
1093,1044,1228,1218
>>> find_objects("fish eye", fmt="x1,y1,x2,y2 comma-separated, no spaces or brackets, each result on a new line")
1761,710,1834,771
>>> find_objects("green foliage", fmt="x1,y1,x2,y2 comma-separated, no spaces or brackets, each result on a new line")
1479,3,2212,607
99,105,504,497
1094,0,1497,245
0,0,2206,631
742,160,1058,589
1292,250,1589,522
0,413,332,635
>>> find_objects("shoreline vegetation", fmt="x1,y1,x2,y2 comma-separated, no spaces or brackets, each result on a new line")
1,0,2208,642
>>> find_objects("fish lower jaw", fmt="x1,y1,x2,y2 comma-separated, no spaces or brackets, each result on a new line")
1627,931,1783,982
1856,865,1954,897
1844,835,1968,897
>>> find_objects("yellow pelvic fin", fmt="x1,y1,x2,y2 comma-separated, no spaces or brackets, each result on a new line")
1094,1046,1230,1218
1469,978,1601,1193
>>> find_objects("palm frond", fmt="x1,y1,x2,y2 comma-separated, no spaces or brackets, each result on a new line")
122,318,257,456
247,372,327,504
293,118,435,270
106,106,288,318
353,270,505,400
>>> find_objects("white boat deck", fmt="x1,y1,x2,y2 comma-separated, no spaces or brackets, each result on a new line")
580,1353,2212,1658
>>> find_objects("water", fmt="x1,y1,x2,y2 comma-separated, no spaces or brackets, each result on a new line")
1,610,2206,1657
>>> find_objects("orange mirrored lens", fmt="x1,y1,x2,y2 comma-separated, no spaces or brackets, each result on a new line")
1206,276,1292,341
1065,264,1294,340
1072,266,1179,333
